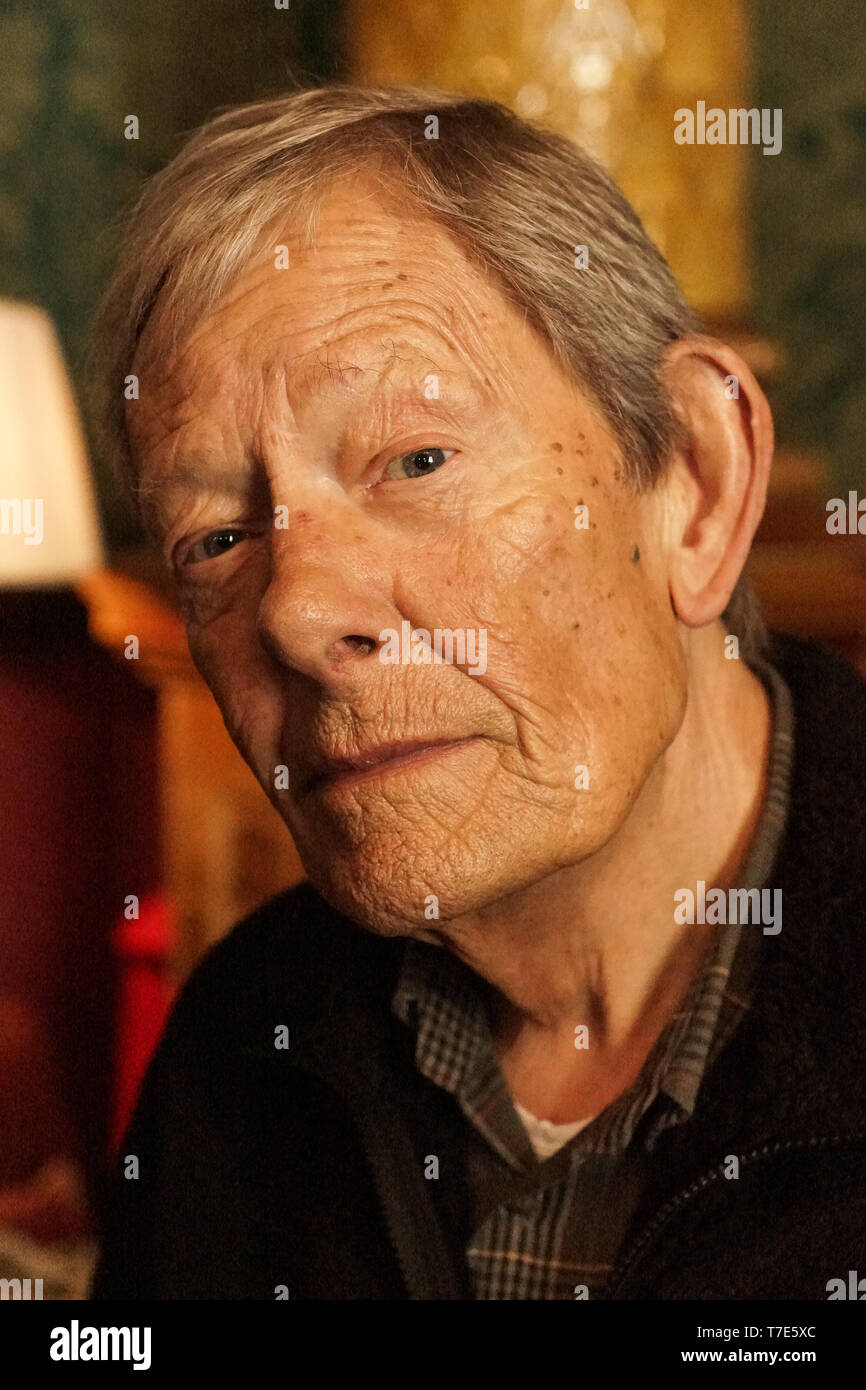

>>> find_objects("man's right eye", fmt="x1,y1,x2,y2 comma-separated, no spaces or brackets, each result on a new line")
184,528,251,565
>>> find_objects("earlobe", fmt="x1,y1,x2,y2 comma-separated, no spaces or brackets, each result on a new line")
660,337,773,632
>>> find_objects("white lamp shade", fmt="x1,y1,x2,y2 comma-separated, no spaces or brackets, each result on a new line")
0,300,105,586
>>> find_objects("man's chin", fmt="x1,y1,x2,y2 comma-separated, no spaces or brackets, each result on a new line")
288,807,591,938
296,855,507,940
299,873,456,939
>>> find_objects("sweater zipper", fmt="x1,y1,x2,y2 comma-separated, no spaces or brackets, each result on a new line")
607,1130,866,1298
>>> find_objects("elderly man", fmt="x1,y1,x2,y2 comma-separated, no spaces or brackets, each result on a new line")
90,85,866,1301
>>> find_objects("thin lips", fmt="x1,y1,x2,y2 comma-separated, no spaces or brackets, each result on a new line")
304,736,473,792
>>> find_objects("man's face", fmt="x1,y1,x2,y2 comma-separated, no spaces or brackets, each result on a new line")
131,173,687,935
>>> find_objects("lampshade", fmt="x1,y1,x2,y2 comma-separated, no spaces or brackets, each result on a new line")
0,300,104,587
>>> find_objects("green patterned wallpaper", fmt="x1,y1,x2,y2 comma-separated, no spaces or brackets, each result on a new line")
753,0,866,495
0,0,345,547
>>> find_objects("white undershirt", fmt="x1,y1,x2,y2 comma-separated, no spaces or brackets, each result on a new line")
513,1101,595,1161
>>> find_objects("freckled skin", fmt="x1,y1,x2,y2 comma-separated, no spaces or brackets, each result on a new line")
129,172,773,1117
130,175,683,940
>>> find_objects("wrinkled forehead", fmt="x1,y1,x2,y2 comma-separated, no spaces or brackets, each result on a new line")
127,173,541,466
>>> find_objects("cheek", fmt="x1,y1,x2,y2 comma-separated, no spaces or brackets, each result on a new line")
186,616,285,784
408,488,604,710
559,548,686,818
404,486,684,806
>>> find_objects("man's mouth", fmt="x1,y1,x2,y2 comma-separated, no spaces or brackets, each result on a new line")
302,736,480,794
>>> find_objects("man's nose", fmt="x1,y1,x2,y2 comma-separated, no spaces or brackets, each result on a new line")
255,507,397,686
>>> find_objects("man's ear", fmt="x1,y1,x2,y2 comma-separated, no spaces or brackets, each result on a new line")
658,336,773,630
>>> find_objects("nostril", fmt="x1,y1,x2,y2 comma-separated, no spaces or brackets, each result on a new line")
338,634,378,658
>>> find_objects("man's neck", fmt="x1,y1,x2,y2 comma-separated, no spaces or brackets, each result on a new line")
429,626,773,1121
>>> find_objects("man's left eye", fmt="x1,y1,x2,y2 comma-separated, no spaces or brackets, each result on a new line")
383,447,455,481
184,528,250,565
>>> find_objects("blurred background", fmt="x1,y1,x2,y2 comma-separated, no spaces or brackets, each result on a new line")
1,0,865,1296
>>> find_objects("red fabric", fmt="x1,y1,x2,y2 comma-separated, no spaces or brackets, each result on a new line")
111,891,173,1154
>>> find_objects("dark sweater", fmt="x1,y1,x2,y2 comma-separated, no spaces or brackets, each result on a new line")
91,633,866,1300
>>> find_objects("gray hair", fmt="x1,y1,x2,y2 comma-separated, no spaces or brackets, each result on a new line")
88,82,765,656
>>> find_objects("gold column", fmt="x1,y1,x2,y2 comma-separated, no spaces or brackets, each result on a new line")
347,0,750,321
